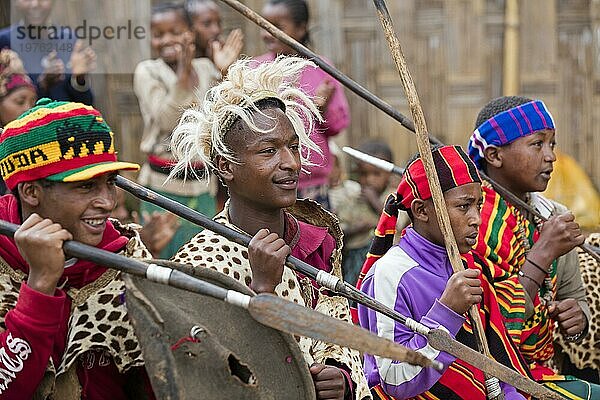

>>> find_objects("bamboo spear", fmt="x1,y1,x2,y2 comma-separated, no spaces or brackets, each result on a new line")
370,0,502,398
0,219,440,370
214,0,600,264
115,177,560,400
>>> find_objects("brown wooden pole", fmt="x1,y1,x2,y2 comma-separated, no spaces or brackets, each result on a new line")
370,1,504,398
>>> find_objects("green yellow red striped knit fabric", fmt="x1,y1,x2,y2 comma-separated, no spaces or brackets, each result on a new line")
473,182,558,377
0,98,139,190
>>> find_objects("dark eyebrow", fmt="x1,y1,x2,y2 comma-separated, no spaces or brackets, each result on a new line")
454,195,477,202
256,137,278,144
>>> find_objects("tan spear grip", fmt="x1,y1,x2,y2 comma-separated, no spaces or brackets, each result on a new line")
372,2,503,399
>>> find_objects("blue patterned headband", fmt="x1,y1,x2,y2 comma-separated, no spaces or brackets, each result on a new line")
467,100,555,169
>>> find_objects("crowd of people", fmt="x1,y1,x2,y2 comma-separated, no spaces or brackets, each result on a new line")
0,0,599,399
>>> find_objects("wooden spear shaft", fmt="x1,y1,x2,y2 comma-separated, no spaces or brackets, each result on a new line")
371,1,503,399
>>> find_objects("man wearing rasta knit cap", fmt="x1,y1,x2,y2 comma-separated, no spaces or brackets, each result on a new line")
358,145,530,399
468,96,599,398
0,98,156,399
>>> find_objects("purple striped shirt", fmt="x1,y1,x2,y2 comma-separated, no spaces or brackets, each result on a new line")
358,227,524,399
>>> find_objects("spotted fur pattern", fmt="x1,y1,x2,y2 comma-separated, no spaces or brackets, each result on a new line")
555,233,600,370
0,221,151,397
173,199,371,400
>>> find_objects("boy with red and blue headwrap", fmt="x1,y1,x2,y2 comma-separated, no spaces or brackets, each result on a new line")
468,96,599,398
358,145,531,399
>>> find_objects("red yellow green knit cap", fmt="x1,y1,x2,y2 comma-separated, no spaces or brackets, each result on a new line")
0,98,139,190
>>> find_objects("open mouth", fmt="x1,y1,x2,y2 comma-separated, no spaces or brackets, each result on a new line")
160,45,179,57
82,218,107,231
273,176,298,190
465,233,478,246
539,170,553,180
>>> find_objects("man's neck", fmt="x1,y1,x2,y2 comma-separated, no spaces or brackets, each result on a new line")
484,167,528,201
227,197,285,238
411,223,444,249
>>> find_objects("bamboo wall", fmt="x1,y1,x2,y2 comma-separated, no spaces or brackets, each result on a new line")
2,0,599,189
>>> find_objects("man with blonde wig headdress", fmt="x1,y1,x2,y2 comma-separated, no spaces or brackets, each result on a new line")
170,56,370,399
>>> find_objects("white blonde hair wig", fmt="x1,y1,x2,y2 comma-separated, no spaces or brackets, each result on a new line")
169,55,323,182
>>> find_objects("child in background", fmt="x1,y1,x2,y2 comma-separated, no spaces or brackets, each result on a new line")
330,140,407,286
184,0,244,73
255,0,350,210
110,189,179,258
134,2,220,258
0,0,96,104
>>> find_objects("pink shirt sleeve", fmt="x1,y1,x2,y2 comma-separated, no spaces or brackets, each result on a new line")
318,72,350,137
300,60,350,137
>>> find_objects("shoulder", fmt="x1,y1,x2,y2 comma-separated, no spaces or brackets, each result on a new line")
342,180,362,196
373,246,419,282
253,53,275,64
367,246,419,301
174,229,248,265
134,58,164,75
111,219,152,259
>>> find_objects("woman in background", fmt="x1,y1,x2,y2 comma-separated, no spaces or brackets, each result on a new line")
255,0,350,210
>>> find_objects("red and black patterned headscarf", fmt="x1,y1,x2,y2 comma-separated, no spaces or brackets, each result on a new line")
352,145,481,321
396,144,481,210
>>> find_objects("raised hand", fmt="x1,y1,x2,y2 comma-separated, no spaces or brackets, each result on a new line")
361,185,383,213
211,28,244,73
309,363,346,400
39,50,65,89
248,228,290,294
531,212,584,263
139,211,180,258
15,213,72,296
176,31,199,91
439,269,483,315
314,78,336,113
69,40,97,76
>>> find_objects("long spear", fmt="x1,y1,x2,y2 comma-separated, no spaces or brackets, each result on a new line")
370,0,502,398
115,177,560,400
215,0,600,264
0,219,439,370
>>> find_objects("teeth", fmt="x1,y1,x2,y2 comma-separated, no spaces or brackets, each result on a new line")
83,219,105,226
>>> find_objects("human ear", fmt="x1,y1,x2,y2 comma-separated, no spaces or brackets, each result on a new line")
214,155,234,183
483,146,502,168
411,199,428,223
18,182,41,208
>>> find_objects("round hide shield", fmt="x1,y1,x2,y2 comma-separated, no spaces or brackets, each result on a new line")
123,260,315,400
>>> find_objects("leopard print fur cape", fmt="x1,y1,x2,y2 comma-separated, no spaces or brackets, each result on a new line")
0,221,151,399
554,233,600,370
173,199,372,400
